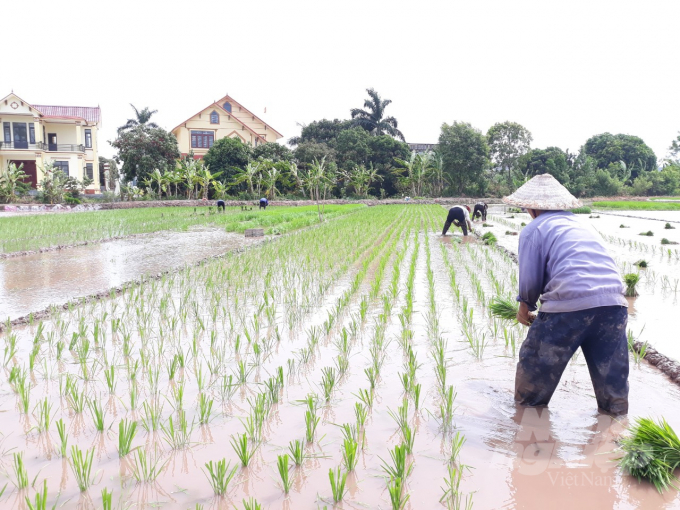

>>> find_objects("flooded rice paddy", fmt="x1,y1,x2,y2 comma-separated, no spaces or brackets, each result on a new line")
0,228,263,321
0,205,678,509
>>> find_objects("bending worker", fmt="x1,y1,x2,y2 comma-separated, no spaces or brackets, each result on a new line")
472,202,488,221
216,199,225,212
505,174,628,415
442,205,473,236
259,197,269,210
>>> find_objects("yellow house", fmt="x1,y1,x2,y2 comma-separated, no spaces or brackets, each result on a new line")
171,94,283,158
0,92,101,192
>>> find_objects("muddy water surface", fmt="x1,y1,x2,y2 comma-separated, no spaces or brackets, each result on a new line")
0,228,260,321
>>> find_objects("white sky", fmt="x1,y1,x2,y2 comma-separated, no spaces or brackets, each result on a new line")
3,0,679,160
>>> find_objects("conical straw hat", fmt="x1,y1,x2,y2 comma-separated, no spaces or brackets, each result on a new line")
502,174,581,210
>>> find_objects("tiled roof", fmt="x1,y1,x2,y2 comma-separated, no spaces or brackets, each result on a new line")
33,105,101,124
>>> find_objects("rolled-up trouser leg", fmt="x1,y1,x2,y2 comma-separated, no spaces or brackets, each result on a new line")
515,311,584,406
579,306,629,415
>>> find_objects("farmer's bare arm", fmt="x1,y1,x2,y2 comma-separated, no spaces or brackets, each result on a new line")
517,301,535,326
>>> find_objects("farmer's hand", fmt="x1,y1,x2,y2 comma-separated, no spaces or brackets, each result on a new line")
517,302,535,327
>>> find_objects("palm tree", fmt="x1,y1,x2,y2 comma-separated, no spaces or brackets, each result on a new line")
117,104,159,135
351,88,405,141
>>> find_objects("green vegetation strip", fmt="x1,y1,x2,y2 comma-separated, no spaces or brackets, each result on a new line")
592,201,680,211
0,204,364,254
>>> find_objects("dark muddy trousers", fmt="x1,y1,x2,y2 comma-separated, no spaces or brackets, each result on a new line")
515,305,629,415
217,200,225,212
442,207,468,236
473,203,487,221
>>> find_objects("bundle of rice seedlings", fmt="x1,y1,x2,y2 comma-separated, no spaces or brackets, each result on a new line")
481,232,497,245
505,231,518,236
661,238,678,245
639,231,654,236
665,223,676,230
589,214,601,219
618,417,680,493
482,223,493,227
624,273,640,297
620,224,629,228
489,296,519,321
633,260,648,268
570,206,592,214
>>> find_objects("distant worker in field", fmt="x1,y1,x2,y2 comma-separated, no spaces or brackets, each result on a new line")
472,202,488,222
259,197,269,210
441,205,473,236
505,174,628,415
216,199,225,212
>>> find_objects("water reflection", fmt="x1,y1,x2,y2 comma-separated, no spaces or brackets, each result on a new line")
0,229,257,320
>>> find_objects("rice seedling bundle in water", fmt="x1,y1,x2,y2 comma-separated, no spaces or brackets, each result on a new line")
481,232,497,245
618,417,680,492
624,273,641,297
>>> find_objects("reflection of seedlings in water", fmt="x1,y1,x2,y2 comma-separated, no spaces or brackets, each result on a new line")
624,273,641,297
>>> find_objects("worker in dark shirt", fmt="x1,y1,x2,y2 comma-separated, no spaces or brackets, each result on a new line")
472,202,488,221
216,200,225,212
259,197,269,210
442,205,473,236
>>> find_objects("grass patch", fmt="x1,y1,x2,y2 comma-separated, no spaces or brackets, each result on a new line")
592,201,680,211
569,206,591,214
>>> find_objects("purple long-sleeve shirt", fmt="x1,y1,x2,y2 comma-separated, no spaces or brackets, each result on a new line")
517,211,627,313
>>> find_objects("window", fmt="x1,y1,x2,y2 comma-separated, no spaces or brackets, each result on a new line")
223,102,232,113
3,122,10,143
85,163,93,180
191,131,214,149
210,111,219,124
85,129,92,148
29,125,35,144
53,161,69,176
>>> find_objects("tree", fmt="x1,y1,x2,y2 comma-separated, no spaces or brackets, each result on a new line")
584,133,657,179
197,167,222,199
486,122,533,185
341,164,382,198
0,162,29,203
335,128,372,170
202,137,252,184
516,147,571,184
293,142,337,170
301,157,337,222
438,122,489,195
668,132,680,163
117,104,159,135
289,119,353,147
395,151,433,197
253,142,292,162
231,161,262,195
99,156,120,191
351,88,405,141
110,126,180,183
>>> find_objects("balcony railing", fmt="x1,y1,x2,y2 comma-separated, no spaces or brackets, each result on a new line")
0,141,85,152
0,141,44,150
47,143,85,152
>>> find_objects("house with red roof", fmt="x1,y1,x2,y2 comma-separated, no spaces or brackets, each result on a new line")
0,92,102,192
171,94,283,159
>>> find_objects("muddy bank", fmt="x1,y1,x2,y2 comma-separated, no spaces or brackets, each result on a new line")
593,210,680,224
634,342,680,382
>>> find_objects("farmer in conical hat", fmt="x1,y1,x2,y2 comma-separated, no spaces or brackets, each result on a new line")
504,174,629,415
442,205,473,236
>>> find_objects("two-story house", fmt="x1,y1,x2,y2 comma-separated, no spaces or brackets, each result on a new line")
171,94,283,158
0,92,101,192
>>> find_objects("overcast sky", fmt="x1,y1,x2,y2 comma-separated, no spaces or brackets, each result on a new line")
3,0,679,161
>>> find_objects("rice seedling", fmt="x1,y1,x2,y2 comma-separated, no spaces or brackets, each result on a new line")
342,437,359,471
624,273,641,297
141,399,163,432
88,397,106,432
100,488,113,510
203,458,238,495
70,445,95,491
618,417,680,492
277,454,293,493
12,452,29,489
380,444,414,480
117,419,138,457
450,431,467,464
320,367,337,401
288,439,305,466
33,398,53,433
161,410,194,449
355,402,368,428
130,449,167,483
242,498,262,510
24,479,53,510
56,418,68,457
197,393,214,424
387,476,410,510
231,433,257,467
328,466,348,502
489,296,518,321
